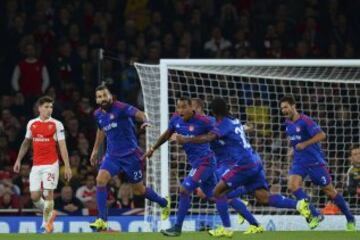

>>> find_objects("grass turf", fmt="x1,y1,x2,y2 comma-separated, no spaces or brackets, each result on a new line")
0,231,358,240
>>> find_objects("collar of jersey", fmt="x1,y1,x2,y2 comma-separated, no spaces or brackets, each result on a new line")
36,116,52,122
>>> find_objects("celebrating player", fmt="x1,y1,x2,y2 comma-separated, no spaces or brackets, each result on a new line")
13,96,72,233
280,95,355,231
191,98,261,235
89,84,170,231
144,96,232,237
176,97,312,233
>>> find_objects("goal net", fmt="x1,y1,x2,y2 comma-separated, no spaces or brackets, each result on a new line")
135,60,360,231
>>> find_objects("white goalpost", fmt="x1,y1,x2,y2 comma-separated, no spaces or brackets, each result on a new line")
135,59,360,232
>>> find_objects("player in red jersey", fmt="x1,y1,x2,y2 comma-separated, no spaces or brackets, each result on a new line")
13,96,72,233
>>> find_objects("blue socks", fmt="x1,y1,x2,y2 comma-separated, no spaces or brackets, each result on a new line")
96,186,108,221
144,187,167,207
215,197,231,227
333,194,354,222
293,188,320,217
269,194,297,209
175,192,191,228
229,198,258,226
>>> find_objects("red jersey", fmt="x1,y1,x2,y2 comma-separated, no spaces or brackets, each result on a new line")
25,117,65,166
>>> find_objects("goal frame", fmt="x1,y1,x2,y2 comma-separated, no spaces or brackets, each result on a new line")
150,59,360,231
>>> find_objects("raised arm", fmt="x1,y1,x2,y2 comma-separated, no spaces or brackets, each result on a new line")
90,128,105,166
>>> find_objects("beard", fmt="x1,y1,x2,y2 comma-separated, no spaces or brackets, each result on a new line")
100,100,112,111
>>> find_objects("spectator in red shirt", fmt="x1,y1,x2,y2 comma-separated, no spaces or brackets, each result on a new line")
11,43,50,99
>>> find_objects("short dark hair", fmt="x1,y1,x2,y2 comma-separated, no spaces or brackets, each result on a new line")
280,95,296,106
37,96,54,106
95,83,110,92
177,96,192,105
210,97,229,116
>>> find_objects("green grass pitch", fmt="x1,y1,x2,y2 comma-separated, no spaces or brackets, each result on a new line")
0,231,359,240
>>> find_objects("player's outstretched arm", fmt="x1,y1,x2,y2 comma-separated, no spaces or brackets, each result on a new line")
90,128,105,166
296,131,326,150
58,139,72,182
13,138,31,173
176,132,218,145
143,129,173,159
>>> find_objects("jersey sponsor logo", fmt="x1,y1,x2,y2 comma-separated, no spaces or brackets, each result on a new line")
33,137,50,142
188,125,194,132
103,122,118,131
176,124,180,128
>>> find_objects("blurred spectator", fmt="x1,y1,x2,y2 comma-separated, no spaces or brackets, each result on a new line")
0,173,20,196
11,43,50,99
76,174,96,210
0,189,20,209
347,145,360,198
0,135,17,168
203,27,231,58
117,183,134,209
12,163,30,195
55,185,83,215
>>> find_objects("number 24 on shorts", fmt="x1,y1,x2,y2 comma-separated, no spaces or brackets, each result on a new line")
47,173,55,182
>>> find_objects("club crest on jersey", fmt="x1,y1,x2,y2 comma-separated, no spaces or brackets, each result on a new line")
109,113,115,120
188,125,195,132
296,127,301,132
48,125,53,129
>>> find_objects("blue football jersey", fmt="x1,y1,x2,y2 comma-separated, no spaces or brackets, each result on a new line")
169,112,215,167
285,113,326,166
94,101,140,157
211,116,257,167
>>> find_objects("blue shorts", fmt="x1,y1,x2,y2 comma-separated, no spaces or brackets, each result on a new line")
100,149,144,183
222,164,269,193
216,163,235,180
289,164,332,186
182,161,217,198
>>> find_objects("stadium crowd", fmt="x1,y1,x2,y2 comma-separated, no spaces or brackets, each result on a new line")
0,0,359,215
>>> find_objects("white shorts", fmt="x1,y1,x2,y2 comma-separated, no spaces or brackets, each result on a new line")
29,161,59,192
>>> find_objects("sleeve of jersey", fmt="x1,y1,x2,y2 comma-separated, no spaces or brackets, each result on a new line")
123,104,139,117
25,121,32,139
168,115,176,131
210,121,229,138
304,118,322,137
55,121,66,141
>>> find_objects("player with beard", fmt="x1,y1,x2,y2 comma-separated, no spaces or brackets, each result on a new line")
89,84,170,231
